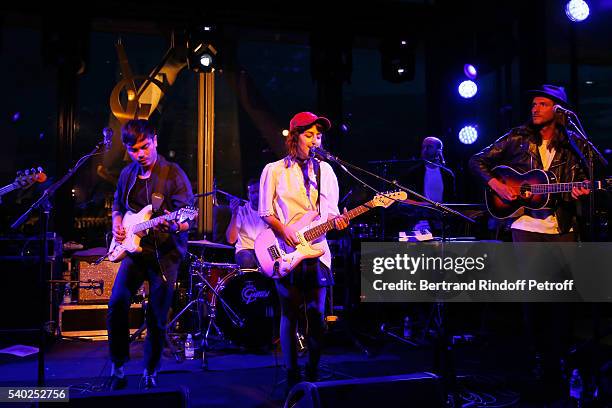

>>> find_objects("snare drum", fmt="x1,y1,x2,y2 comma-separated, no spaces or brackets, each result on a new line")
212,270,278,348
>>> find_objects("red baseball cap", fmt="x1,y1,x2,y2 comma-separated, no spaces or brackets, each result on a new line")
289,112,331,132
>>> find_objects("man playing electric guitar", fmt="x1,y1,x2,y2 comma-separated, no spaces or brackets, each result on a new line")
107,119,194,390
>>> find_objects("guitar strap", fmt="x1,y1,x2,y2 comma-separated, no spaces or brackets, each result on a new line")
314,159,321,214
152,163,170,210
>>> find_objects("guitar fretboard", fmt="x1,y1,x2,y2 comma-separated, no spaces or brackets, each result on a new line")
527,180,598,194
132,211,181,233
0,183,18,196
302,202,373,242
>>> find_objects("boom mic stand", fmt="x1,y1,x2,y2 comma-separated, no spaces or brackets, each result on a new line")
312,147,475,405
565,113,608,241
11,135,111,386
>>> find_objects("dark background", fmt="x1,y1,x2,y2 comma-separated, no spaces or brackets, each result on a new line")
1,0,611,245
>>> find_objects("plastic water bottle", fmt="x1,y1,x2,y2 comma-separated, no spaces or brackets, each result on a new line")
569,368,583,407
62,283,72,304
403,316,412,338
184,334,194,360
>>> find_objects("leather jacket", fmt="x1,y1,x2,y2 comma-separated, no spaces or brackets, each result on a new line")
469,124,589,233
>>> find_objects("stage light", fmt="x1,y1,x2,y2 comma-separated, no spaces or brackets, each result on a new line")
458,80,478,98
200,53,213,67
282,129,289,137
566,0,590,22
187,44,217,73
463,64,477,80
187,24,219,73
458,126,478,144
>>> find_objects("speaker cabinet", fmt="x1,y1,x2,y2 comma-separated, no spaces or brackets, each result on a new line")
58,303,143,340
73,260,120,304
285,372,443,408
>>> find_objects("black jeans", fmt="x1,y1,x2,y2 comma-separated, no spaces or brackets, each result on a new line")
512,229,576,379
107,252,179,373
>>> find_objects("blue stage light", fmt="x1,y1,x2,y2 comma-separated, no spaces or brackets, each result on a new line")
566,0,590,22
458,126,478,144
458,80,478,99
464,64,477,80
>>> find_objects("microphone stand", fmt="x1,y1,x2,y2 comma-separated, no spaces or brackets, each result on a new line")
315,150,475,227
566,115,608,241
11,138,109,386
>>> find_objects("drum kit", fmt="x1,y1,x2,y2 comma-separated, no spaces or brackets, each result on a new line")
166,239,278,353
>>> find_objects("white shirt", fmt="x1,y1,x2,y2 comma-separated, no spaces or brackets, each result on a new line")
424,165,444,202
234,202,266,253
259,158,340,269
511,140,560,234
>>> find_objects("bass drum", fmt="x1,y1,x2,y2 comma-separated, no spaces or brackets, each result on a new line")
212,271,279,349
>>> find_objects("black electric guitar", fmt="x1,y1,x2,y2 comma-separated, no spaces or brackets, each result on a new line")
0,167,47,203
485,165,612,219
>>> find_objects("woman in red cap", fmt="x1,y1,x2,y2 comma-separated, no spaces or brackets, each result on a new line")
259,112,349,391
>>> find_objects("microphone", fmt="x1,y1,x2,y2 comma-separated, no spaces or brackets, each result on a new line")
310,146,334,161
102,127,113,151
553,105,576,118
437,151,446,166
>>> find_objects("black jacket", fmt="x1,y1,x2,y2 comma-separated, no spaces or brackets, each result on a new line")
469,124,588,233
112,155,194,259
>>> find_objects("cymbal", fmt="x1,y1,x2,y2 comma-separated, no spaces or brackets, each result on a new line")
188,239,234,250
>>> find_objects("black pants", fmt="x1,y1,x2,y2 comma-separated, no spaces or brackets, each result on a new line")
512,229,576,379
107,252,179,373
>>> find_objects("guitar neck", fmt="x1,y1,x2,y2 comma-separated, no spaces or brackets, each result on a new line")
530,180,598,194
302,201,373,242
0,183,18,196
133,211,179,233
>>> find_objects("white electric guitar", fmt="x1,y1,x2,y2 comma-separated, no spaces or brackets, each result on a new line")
108,205,198,262
254,191,406,279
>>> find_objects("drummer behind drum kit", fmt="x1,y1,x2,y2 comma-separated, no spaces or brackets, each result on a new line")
166,239,278,354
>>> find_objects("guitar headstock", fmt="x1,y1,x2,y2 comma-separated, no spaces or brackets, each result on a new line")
15,167,47,188
371,190,408,208
177,206,199,222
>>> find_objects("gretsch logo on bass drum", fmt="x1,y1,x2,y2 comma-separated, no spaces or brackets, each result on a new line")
242,281,270,304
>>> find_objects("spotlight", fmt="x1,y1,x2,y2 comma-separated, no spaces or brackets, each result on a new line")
458,80,478,98
463,64,477,80
282,129,289,137
458,126,478,144
566,0,590,22
187,43,217,73
186,24,219,73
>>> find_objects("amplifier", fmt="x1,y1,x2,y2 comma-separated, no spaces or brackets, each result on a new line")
73,260,120,304
58,303,144,340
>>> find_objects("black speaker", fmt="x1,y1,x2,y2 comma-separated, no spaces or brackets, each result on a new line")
285,372,443,408
43,386,189,407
